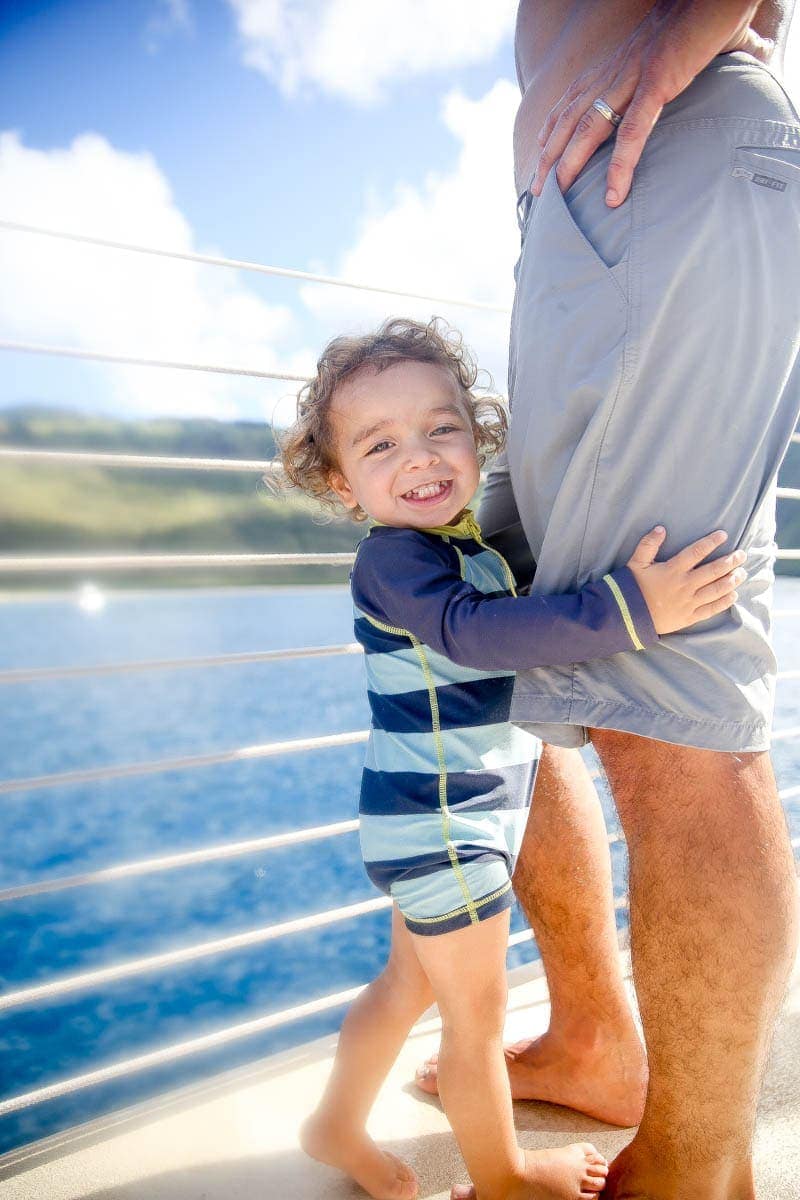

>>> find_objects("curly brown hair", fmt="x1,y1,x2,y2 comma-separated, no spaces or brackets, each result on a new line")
277,316,507,521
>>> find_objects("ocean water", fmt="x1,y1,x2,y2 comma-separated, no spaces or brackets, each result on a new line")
0,581,798,1156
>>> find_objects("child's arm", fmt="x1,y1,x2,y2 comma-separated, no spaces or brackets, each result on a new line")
351,525,745,671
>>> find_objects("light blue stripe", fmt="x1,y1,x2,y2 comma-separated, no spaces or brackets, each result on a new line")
360,806,531,865
365,723,540,775
360,811,447,862
460,547,509,593
363,644,511,696
392,856,512,920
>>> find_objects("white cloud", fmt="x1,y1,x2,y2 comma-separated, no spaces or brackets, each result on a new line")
278,80,519,427
227,0,516,104
145,0,193,53
0,131,303,421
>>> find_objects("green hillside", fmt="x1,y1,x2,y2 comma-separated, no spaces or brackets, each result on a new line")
0,405,363,589
0,405,798,591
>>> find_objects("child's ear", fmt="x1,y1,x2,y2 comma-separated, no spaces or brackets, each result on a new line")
328,469,358,510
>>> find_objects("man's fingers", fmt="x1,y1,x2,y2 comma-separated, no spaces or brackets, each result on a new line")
553,102,622,196
672,529,728,570
532,93,595,195
604,79,665,205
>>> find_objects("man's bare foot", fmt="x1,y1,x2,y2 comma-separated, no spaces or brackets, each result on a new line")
451,1144,608,1200
415,1027,647,1127
300,1112,419,1200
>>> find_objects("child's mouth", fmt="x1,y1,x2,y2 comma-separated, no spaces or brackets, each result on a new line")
401,480,453,506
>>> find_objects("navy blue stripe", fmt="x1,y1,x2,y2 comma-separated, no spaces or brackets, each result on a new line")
359,762,536,817
354,616,410,652
368,675,514,733
365,847,510,891
403,885,514,936
446,538,497,558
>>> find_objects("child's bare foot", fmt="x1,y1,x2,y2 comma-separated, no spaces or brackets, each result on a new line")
450,1143,608,1200
300,1112,419,1200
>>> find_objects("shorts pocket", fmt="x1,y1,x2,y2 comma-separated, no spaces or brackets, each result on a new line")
547,156,632,301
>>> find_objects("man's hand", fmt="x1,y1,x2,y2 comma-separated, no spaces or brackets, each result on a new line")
626,527,747,634
531,0,772,206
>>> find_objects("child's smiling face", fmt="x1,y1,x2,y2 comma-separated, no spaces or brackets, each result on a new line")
327,359,482,529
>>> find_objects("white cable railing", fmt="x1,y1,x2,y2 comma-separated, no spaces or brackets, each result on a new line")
0,446,279,473
0,551,358,572
0,896,393,1014
2,715,799,800
1,444,798,488
1,813,798,1118
0,218,511,313
0,729,370,796
0,339,308,382
2,781,798,1012
0,643,362,686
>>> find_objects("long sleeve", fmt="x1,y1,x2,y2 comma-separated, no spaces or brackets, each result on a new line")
351,528,657,671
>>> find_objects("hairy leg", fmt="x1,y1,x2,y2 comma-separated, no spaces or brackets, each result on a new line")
301,903,433,1200
417,744,647,1126
410,909,608,1200
593,730,799,1200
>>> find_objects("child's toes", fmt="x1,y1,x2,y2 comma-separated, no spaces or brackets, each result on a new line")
384,1152,419,1199
579,1145,608,1193
580,1144,607,1165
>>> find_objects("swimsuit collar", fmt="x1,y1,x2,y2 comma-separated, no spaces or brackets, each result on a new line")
370,507,482,542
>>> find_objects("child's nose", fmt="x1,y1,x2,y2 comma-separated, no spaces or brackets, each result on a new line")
405,440,440,469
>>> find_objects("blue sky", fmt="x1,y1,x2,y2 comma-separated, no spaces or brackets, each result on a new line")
0,0,521,426
1,2,798,428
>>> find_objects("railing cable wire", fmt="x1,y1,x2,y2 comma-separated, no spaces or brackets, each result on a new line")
0,219,512,313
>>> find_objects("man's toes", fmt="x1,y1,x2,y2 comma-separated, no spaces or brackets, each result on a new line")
414,1061,441,1095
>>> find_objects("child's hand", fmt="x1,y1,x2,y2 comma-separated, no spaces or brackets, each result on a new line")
626,527,747,635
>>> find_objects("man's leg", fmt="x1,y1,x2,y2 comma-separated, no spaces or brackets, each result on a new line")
593,730,798,1200
416,743,648,1126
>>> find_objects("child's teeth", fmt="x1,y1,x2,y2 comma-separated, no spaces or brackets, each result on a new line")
408,481,446,499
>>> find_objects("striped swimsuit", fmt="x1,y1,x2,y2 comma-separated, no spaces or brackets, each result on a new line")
351,509,657,936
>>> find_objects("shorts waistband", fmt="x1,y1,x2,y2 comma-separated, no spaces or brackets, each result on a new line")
515,50,800,222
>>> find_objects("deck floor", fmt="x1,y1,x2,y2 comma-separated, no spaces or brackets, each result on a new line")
0,948,798,1199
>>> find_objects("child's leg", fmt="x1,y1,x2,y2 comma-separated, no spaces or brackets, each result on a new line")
300,902,434,1200
409,910,608,1200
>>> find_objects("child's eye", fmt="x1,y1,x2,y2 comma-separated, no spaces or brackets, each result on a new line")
366,440,392,455
431,424,459,436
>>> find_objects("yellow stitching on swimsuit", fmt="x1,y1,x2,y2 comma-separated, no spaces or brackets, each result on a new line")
405,879,512,924
603,573,645,651
410,635,480,925
363,613,411,637
476,539,518,597
361,611,479,924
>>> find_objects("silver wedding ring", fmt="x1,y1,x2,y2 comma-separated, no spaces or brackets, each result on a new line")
592,97,623,126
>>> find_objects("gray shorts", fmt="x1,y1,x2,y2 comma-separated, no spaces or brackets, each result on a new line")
482,51,800,752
